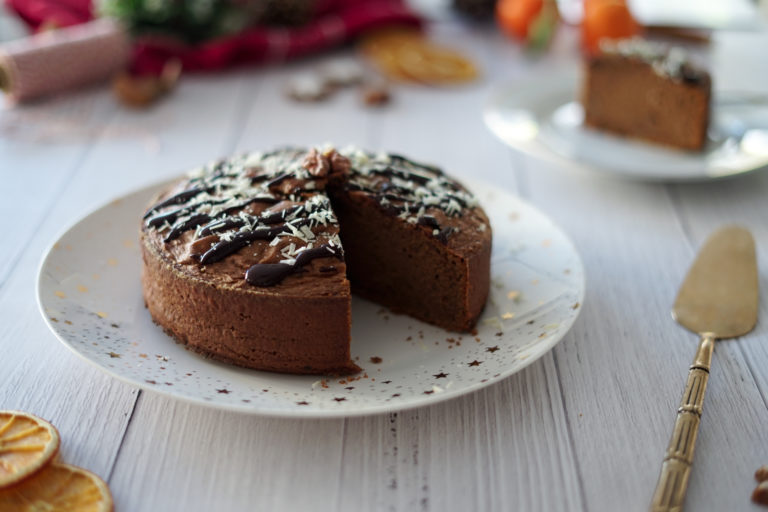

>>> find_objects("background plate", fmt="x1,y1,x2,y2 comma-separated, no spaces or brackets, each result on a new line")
37,179,584,418
485,67,768,181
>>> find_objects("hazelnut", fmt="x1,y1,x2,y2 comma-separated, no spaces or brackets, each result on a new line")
752,481,768,505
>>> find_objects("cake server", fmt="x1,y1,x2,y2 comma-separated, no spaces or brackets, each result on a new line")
650,226,758,512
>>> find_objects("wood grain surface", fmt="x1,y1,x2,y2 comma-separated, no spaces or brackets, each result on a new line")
1,8,767,511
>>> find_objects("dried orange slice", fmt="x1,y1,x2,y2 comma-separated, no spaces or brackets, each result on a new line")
360,29,478,85
0,411,60,489
0,463,113,512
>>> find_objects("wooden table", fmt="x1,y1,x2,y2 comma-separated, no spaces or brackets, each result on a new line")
2,9,768,511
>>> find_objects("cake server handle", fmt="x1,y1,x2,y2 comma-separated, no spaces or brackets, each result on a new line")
649,333,714,512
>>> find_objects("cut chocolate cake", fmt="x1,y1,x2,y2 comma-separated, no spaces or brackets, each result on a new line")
140,146,491,375
582,38,711,151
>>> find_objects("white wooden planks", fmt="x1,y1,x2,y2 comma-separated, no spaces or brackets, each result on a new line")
0,14,766,512
0,69,259,491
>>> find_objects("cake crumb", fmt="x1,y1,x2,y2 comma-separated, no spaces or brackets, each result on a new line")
370,356,383,364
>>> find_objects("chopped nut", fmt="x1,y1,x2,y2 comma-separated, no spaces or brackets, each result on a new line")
286,73,330,101
752,481,768,505
362,83,391,106
329,151,351,173
321,58,365,87
301,147,331,177
757,465,768,482
112,59,181,109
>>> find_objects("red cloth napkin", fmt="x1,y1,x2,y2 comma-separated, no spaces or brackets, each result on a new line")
5,0,421,74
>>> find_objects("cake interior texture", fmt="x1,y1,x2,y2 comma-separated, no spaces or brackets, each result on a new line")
330,186,489,332
140,147,492,375
582,40,711,151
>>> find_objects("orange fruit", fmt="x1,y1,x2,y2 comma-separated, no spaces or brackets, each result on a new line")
0,463,113,512
0,411,60,489
582,0,641,54
496,0,544,41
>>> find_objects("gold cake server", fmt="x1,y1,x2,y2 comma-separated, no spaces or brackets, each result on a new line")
650,226,758,511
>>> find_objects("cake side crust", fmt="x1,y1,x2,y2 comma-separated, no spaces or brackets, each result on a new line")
582,55,711,151
141,232,357,375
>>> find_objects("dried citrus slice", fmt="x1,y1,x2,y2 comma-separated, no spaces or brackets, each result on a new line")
360,29,478,85
0,463,113,512
0,411,60,489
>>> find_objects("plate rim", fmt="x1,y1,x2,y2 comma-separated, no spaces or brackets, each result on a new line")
484,66,768,182
36,177,586,418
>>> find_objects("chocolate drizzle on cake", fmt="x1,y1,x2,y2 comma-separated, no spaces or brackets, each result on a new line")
144,146,481,287
339,147,478,244
245,244,344,286
144,148,344,287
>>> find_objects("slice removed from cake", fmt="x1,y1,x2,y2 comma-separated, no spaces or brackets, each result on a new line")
582,38,711,151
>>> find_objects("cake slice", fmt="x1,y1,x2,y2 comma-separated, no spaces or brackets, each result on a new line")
331,148,491,331
140,146,492,375
581,38,711,151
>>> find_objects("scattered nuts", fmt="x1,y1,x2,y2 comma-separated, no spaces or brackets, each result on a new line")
113,59,182,109
757,466,768,482
321,58,365,87
362,83,391,107
753,481,768,506
286,73,331,102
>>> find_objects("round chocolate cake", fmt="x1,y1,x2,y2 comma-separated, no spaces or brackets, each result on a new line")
140,146,491,374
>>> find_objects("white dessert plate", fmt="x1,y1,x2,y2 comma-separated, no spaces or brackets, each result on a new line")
484,67,768,181
37,179,584,418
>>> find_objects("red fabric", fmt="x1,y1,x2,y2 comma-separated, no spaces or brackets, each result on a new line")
6,0,91,29
5,0,421,74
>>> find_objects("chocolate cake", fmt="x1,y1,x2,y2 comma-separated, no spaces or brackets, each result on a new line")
582,38,711,151
140,146,491,375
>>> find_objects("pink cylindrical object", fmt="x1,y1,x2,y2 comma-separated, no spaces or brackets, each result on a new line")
0,18,130,103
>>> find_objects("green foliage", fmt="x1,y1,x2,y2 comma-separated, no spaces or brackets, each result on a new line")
99,0,311,42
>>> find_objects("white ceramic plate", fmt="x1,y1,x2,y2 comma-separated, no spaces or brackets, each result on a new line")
37,179,584,418
484,67,768,181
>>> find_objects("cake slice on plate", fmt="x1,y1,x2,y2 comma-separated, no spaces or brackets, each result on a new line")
581,38,711,151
